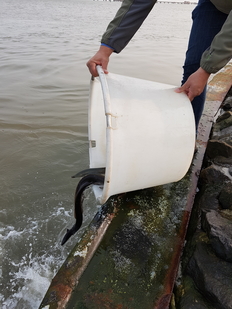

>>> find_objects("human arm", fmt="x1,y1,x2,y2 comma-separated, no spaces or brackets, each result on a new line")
101,0,157,53
176,11,232,101
200,10,232,74
87,0,157,76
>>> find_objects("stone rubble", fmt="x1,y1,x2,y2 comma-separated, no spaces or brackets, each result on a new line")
174,88,232,309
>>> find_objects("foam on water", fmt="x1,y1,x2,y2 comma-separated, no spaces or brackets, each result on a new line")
0,187,101,309
0,206,73,309
2,256,53,309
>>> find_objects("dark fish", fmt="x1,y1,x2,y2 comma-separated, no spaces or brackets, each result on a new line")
71,167,105,179
61,174,104,245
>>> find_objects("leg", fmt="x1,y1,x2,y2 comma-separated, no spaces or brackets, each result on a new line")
182,0,228,128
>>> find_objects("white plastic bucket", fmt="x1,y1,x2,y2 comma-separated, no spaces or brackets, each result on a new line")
88,66,195,204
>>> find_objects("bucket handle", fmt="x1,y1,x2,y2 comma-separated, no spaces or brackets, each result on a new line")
96,65,112,128
95,65,113,204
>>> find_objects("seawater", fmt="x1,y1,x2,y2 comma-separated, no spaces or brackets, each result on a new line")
0,0,195,307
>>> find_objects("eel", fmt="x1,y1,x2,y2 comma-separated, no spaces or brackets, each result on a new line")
61,173,105,245
71,167,105,178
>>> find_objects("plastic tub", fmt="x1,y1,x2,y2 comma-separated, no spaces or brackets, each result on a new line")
88,66,195,204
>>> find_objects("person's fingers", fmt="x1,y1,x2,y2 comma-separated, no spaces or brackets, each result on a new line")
176,85,198,101
175,83,191,99
87,46,113,76
175,68,210,101
100,59,109,75
175,83,188,94
86,58,109,77
86,59,99,77
177,88,194,101
175,87,183,93
187,89,194,101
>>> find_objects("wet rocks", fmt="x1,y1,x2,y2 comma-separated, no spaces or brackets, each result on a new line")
200,164,230,185
206,140,232,159
204,210,232,262
223,94,232,111
175,89,232,309
187,233,232,309
219,184,232,210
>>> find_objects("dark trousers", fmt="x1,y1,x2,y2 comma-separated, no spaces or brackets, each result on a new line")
182,0,228,129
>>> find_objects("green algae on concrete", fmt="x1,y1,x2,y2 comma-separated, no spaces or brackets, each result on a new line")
64,178,193,309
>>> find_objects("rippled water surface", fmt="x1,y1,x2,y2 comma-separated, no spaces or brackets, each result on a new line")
0,0,195,307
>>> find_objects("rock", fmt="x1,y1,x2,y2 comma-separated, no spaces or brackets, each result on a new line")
226,87,232,97
223,96,232,111
216,111,232,123
179,276,215,309
187,233,232,309
198,188,220,213
214,112,232,132
206,140,232,160
214,111,232,122
219,183,232,210
199,164,230,185
212,112,232,142
212,156,232,166
176,91,232,309
204,210,232,262
211,126,232,145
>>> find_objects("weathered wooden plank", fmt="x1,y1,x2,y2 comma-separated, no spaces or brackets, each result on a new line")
39,62,232,309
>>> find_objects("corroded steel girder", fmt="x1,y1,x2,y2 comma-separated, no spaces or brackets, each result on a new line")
39,62,232,309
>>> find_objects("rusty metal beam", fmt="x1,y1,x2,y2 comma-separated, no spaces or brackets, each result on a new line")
39,62,232,309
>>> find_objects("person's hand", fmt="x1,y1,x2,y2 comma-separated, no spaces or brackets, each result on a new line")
175,67,210,101
86,45,114,77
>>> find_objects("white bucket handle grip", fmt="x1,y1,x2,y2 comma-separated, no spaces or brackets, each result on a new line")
96,65,112,128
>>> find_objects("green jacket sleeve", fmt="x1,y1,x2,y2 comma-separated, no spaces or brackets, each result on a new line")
101,0,157,53
200,10,232,74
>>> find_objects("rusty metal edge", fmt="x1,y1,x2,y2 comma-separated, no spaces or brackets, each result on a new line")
39,199,121,309
39,62,232,309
